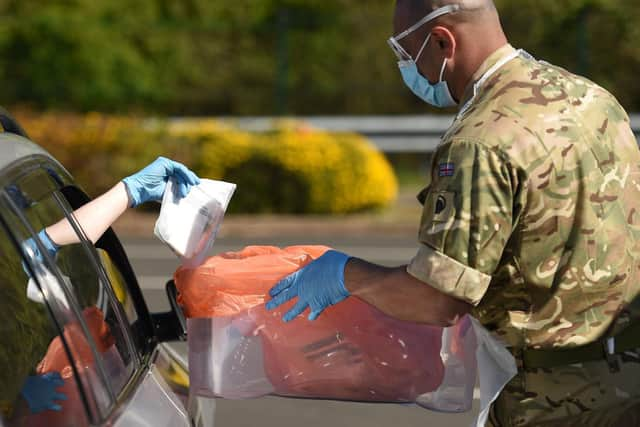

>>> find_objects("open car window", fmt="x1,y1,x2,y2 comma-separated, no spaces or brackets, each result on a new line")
59,185,156,358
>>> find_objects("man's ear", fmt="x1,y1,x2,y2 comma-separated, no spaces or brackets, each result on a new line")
431,26,456,59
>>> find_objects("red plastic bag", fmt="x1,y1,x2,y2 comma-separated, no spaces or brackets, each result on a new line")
175,246,445,402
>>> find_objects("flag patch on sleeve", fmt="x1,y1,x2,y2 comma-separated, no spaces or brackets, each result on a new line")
438,163,455,177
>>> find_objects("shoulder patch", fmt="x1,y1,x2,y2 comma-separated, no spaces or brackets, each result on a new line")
438,162,455,177
431,191,455,223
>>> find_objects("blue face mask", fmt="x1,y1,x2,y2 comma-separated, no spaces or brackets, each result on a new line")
397,35,457,108
388,5,460,108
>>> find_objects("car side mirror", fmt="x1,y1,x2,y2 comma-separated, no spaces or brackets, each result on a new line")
151,280,187,342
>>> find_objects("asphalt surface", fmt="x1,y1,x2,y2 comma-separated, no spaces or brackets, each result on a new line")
122,235,480,427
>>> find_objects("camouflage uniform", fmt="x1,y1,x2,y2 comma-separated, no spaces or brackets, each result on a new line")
406,44,640,426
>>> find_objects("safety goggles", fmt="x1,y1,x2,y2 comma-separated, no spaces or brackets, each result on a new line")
387,4,461,61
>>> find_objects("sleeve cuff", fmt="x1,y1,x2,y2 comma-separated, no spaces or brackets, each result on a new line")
407,243,491,306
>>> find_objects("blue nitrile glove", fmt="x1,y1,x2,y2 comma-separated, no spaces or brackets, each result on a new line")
21,372,67,413
121,157,200,208
266,250,351,322
22,229,59,270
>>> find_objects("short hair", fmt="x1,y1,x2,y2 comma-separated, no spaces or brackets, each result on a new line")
399,0,497,25
428,0,495,13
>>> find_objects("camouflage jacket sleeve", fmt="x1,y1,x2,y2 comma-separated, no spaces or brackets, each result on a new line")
407,138,522,306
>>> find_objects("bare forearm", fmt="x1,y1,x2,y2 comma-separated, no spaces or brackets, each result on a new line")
344,258,471,327
46,182,130,245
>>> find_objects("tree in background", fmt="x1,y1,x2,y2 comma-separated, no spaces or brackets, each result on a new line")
0,0,162,110
0,0,637,114
495,0,640,113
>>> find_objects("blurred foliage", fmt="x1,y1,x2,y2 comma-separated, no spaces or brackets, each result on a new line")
0,0,636,114
13,113,398,214
13,111,169,195
495,0,640,112
168,119,399,213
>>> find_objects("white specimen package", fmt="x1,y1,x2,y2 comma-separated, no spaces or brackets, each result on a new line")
154,178,236,267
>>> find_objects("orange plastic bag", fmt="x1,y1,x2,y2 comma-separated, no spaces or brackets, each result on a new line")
175,246,446,402
175,245,329,318
37,306,114,375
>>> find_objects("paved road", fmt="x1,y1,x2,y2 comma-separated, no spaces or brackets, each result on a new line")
122,235,480,427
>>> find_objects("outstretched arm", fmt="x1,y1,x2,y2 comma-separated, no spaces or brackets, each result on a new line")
44,157,200,247
45,182,130,245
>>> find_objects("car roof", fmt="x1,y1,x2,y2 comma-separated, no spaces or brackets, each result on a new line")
0,131,57,172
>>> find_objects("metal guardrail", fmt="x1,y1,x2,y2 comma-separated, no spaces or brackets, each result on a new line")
222,114,640,153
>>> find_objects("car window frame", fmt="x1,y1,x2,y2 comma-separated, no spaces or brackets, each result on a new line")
0,183,103,424
0,153,163,421
6,154,157,354
60,185,158,357
47,187,141,365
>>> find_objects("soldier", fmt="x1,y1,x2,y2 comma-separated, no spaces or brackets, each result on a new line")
266,0,640,425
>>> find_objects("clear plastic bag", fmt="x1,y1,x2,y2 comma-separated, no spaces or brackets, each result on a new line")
175,246,517,426
177,246,447,403
154,178,235,267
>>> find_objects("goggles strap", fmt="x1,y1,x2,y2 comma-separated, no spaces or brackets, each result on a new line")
394,4,460,41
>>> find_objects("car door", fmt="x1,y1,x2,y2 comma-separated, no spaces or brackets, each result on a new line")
0,170,96,426
0,149,199,426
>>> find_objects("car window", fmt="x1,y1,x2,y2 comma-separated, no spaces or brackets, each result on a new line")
95,249,139,329
54,243,136,394
4,167,139,415
0,221,90,427
60,185,155,358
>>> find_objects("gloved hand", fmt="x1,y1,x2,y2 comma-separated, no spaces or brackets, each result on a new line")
22,230,60,304
22,229,59,269
266,250,351,322
122,157,200,207
21,372,67,413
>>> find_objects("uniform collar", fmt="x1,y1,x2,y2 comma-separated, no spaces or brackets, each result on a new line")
458,44,516,110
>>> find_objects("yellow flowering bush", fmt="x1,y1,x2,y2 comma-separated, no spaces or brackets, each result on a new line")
166,119,254,179
12,113,398,214
169,120,398,214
